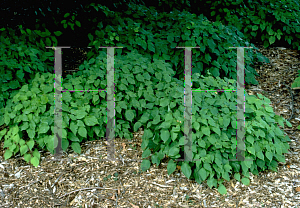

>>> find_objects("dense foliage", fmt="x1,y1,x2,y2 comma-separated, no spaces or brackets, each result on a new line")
188,0,300,50
0,1,297,195
86,3,269,85
0,26,59,118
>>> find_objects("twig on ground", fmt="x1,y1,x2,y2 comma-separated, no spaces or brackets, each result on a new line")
59,187,119,199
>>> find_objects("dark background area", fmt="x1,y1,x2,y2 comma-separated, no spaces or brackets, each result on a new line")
0,0,142,47
0,0,213,47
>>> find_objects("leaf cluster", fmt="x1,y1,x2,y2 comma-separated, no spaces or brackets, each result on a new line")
0,26,61,120
139,73,292,195
198,0,300,50
85,3,269,86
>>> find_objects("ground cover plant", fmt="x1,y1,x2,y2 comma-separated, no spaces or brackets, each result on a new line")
85,3,269,86
0,49,293,194
0,26,61,124
0,1,296,196
189,0,300,50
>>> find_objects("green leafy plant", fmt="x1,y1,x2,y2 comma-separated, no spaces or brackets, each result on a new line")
1,49,292,194
1,72,56,167
60,12,81,30
195,0,300,50
85,3,116,17
138,73,292,195
0,25,61,124
86,3,269,86
0,125,41,167
0,49,180,167
291,71,300,90
0,5,292,196
78,50,290,195
1,69,109,167
291,72,300,130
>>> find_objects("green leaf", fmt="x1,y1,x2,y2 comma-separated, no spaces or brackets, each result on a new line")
62,138,69,151
169,146,179,156
246,135,254,145
76,110,87,119
151,154,160,166
243,157,253,168
264,40,269,48
193,122,200,131
125,110,135,122
15,103,23,111
181,162,192,179
0,129,7,140
20,145,28,155
71,142,81,154
4,113,10,125
201,126,210,136
207,39,216,50
63,91,72,102
161,129,170,143
267,26,274,35
12,125,19,135
252,25,259,31
9,143,16,152
54,31,63,36
266,151,273,161
269,36,276,45
291,77,300,89
26,128,35,139
147,41,155,53
171,132,178,141
141,159,151,172
78,126,87,138
30,156,39,167
68,132,80,142
38,123,50,134
16,69,25,80
207,177,217,189
75,21,81,27
218,184,227,195
64,13,70,18
24,153,31,163
88,33,94,41
4,149,13,160
199,168,208,181
26,28,31,34
160,98,170,107
84,116,98,126
208,134,217,145
142,148,151,158
223,116,230,128
27,139,35,150
92,94,99,104
241,177,250,185
134,122,142,132
247,146,255,155
257,151,264,160
32,149,40,160
212,126,221,136
234,173,240,181
163,74,171,82
167,159,176,175
70,121,78,135
205,53,211,62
